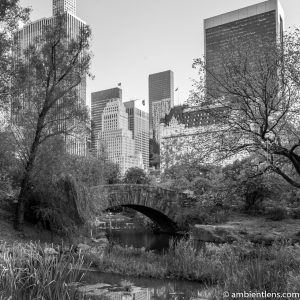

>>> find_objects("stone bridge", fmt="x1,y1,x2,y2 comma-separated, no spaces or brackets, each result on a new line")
90,184,196,233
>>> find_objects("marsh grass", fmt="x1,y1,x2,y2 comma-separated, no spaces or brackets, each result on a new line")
0,242,84,300
88,238,300,293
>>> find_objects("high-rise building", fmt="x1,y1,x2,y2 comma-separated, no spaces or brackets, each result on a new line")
53,0,76,15
91,87,122,149
14,0,88,156
124,100,149,170
149,70,174,140
97,99,143,175
204,0,284,96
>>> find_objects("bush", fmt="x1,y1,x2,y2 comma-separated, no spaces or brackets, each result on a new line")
123,167,150,184
290,208,300,219
267,207,288,221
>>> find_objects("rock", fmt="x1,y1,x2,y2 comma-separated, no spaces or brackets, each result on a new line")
75,283,150,300
91,237,109,245
191,225,240,243
76,243,91,252
44,247,58,255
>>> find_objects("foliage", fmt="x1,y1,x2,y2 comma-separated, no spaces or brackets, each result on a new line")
123,167,150,184
149,138,160,169
266,207,288,221
193,31,300,190
20,136,118,234
104,162,121,184
87,238,300,290
0,242,85,300
221,157,276,213
0,132,18,193
8,12,92,229
0,0,30,111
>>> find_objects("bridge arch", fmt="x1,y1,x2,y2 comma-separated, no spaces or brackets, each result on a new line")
90,184,194,233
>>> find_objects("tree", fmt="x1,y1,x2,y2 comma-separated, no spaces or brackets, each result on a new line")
0,0,30,111
149,138,160,169
10,15,92,230
192,32,300,191
123,167,150,184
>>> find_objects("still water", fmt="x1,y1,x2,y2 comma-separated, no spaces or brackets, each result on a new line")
104,228,179,252
83,271,210,300
88,224,209,299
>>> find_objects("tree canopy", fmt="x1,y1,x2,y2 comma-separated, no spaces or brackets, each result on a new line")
8,13,93,229
192,32,300,190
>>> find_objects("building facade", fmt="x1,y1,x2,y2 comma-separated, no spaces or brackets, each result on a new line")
204,0,284,97
14,0,88,156
97,99,143,175
53,0,76,15
159,104,244,170
91,87,122,149
124,100,149,170
148,70,174,140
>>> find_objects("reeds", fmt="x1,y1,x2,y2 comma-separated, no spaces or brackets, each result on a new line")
0,242,84,300
88,238,300,292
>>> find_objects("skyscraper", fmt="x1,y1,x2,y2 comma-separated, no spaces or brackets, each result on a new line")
124,100,149,170
97,99,143,175
91,87,122,149
149,70,174,140
204,0,284,96
15,0,87,105
53,0,76,15
15,0,88,156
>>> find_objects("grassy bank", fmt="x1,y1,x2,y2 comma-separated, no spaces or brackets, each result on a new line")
87,239,300,295
0,243,84,300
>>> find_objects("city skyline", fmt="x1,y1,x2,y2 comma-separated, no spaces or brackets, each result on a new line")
19,0,300,111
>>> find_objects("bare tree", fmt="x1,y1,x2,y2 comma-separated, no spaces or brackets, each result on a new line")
192,32,300,189
11,14,92,230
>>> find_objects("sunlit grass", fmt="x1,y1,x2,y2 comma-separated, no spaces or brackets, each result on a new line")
87,238,300,293
0,242,85,300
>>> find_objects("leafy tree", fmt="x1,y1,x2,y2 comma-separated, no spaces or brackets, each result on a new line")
192,32,300,191
10,15,92,230
0,0,30,111
123,167,150,184
149,138,160,169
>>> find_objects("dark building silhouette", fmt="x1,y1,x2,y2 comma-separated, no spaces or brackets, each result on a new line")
204,0,284,97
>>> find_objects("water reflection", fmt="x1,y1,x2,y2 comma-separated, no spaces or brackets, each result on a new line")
105,228,178,252
83,271,209,300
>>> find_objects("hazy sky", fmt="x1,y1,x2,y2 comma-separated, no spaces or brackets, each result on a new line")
19,0,300,110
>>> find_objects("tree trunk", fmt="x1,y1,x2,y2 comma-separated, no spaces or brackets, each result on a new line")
14,114,45,231
14,196,25,231
14,174,30,231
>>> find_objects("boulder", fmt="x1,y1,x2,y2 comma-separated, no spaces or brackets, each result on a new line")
44,247,58,256
75,283,150,300
76,243,91,252
191,224,240,243
191,222,300,245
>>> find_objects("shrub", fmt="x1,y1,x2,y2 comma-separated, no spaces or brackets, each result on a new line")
290,208,300,219
267,207,288,221
123,167,150,184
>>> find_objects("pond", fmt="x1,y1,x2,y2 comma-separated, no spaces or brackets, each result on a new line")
83,271,210,300
104,228,180,252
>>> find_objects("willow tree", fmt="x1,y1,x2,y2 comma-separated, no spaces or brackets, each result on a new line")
12,15,92,230
192,32,300,189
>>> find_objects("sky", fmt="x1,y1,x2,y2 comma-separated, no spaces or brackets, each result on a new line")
19,0,300,111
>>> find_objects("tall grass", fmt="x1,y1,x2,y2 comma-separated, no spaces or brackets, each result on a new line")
0,242,84,300
87,238,300,292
